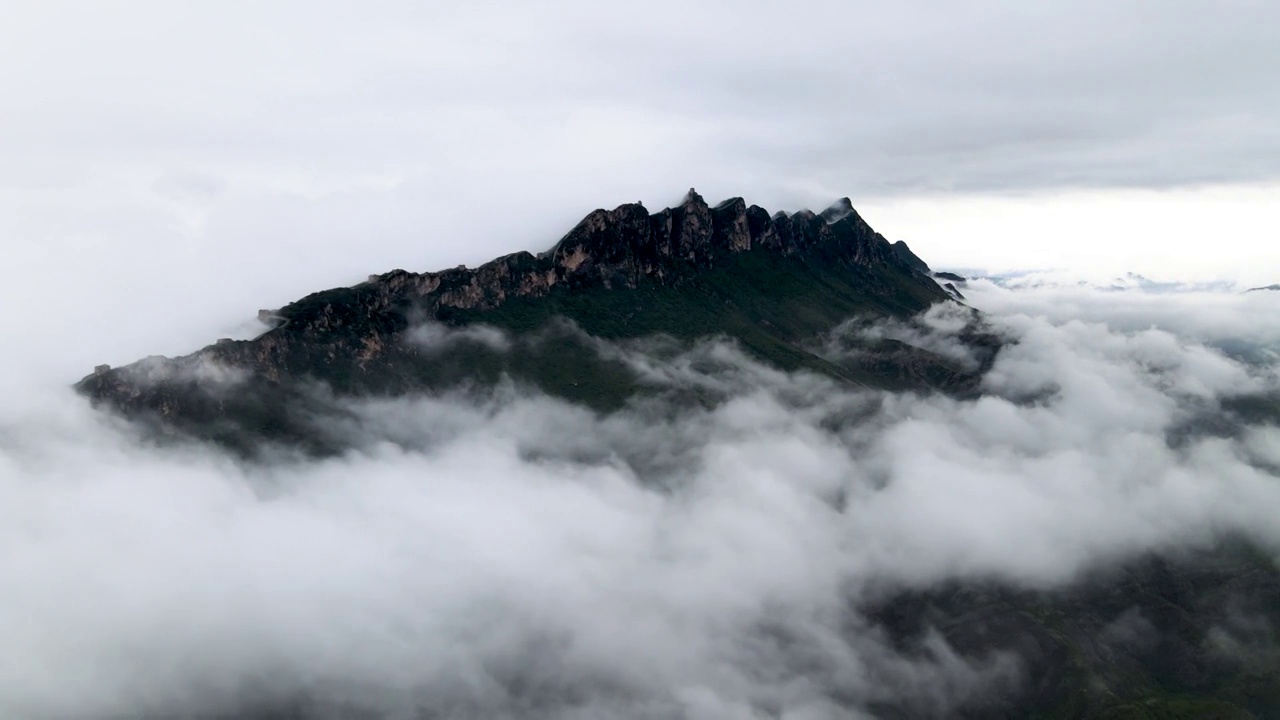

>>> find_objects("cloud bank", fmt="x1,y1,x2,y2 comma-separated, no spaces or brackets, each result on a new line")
2,283,1280,718
5,1,1280,373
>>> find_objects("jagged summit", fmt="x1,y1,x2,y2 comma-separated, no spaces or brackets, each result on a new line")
287,190,933,326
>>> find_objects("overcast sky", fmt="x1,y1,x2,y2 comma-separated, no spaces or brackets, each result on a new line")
3,0,1279,372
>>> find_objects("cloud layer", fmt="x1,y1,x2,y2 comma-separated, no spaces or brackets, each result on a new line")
3,283,1280,718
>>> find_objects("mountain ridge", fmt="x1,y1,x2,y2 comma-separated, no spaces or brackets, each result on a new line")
270,188,938,329
76,190,972,452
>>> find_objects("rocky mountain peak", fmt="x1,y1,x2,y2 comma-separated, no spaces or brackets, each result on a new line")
77,190,953,439
819,197,856,223
681,187,707,207
518,192,924,299
892,239,931,274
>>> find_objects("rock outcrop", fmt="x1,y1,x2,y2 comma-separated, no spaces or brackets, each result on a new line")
338,189,925,320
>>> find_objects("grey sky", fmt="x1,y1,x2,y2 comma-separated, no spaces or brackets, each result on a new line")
4,1,1278,195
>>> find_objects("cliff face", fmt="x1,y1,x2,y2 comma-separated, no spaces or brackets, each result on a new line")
77,190,957,450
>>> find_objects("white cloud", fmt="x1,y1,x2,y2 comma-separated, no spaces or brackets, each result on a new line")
406,321,511,354
3,282,1280,717
822,302,988,372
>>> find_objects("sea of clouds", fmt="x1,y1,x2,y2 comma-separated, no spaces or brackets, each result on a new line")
2,281,1279,718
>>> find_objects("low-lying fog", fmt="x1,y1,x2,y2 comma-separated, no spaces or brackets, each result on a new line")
2,281,1279,718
